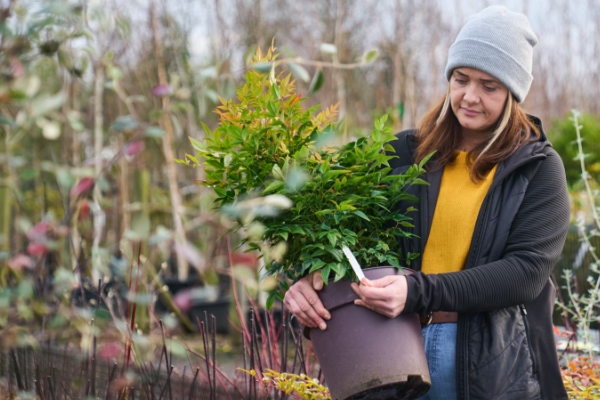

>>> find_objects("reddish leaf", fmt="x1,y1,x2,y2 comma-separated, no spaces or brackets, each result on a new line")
173,289,193,313
152,84,173,97
27,242,48,256
124,141,144,157
289,93,302,106
98,343,122,361
231,252,258,268
71,177,95,197
10,58,24,78
553,325,560,335
27,221,52,241
78,200,90,221
7,254,33,270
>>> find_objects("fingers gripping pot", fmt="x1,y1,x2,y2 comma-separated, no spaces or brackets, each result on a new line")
304,267,430,400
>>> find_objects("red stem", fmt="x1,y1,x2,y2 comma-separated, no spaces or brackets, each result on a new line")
187,348,246,400
226,236,250,343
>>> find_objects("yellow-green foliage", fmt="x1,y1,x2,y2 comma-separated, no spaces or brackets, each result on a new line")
263,370,331,400
562,357,600,399
242,368,331,400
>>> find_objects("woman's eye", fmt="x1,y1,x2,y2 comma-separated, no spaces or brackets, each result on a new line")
484,86,496,92
454,78,467,84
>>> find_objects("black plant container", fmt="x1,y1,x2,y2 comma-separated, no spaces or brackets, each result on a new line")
306,267,431,400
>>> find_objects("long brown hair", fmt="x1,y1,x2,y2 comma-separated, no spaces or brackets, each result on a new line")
415,88,540,182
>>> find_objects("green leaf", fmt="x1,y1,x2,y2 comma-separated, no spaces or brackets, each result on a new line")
56,168,74,189
320,43,338,55
323,170,349,180
308,69,324,94
107,66,123,80
110,115,138,132
200,121,212,136
267,100,277,116
287,63,310,83
19,168,38,181
30,92,65,118
224,153,233,167
130,214,151,239
0,115,14,126
263,180,285,194
266,292,276,310
49,314,67,328
251,62,273,72
327,232,337,247
145,126,166,138
57,49,74,70
362,49,379,64
189,136,204,151
419,151,436,168
289,226,305,235
321,265,331,282
353,210,370,221
272,164,285,181
204,89,219,103
165,339,188,359
16,280,34,299
315,209,334,216
279,280,290,292
293,146,310,160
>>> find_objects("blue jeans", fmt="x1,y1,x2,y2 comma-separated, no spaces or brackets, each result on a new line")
417,323,458,400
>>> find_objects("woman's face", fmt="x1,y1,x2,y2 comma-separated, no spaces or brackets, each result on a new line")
449,67,509,138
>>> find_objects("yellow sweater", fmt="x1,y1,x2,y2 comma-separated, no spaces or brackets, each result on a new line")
421,151,498,274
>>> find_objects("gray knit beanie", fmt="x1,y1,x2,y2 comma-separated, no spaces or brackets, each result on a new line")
445,5,538,103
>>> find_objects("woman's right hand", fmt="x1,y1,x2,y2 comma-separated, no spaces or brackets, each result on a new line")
283,272,331,330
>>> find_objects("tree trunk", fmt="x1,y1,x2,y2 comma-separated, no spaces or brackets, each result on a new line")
334,0,347,136
169,18,205,187
91,62,106,282
0,182,10,252
391,1,404,132
71,79,82,270
117,136,131,235
150,4,189,280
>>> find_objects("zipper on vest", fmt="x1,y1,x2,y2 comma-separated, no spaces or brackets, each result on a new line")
456,195,491,399
520,304,538,375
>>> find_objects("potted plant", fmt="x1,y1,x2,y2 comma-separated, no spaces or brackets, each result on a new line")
184,46,431,400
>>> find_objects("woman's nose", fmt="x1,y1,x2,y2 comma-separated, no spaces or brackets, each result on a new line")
463,84,479,103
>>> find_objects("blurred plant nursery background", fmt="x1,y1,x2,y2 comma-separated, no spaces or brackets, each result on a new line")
1,0,600,398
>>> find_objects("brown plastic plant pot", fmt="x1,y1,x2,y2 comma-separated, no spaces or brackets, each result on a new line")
305,266,431,400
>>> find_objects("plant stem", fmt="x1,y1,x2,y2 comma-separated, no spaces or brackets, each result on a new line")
150,2,189,280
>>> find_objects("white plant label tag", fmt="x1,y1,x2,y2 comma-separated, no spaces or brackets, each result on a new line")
342,246,365,281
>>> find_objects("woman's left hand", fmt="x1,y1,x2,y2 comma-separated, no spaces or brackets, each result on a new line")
351,275,408,318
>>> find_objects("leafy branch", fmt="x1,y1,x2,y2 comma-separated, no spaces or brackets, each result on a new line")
186,45,426,304
556,110,600,355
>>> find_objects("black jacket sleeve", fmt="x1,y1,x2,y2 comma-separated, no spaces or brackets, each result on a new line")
403,150,570,315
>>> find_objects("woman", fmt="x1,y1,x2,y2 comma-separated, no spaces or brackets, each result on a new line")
284,6,570,400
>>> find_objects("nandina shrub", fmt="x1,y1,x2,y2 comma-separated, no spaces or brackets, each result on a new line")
185,46,428,305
